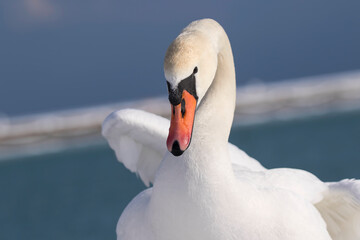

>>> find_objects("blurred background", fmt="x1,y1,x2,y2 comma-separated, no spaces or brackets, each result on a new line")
1,1,360,239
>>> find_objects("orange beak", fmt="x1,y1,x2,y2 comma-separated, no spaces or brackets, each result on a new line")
167,90,197,156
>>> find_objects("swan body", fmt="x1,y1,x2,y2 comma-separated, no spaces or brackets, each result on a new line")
102,19,360,240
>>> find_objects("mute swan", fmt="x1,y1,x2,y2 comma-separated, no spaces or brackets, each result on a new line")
102,19,360,240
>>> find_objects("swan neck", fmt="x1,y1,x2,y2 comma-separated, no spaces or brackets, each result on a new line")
194,32,236,145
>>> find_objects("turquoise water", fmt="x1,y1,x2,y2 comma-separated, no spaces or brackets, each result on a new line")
1,111,360,239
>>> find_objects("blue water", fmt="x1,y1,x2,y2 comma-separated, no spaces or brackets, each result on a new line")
0,110,359,239
1,1,360,116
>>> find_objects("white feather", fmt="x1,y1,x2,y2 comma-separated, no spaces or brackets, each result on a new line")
316,179,360,240
102,109,168,186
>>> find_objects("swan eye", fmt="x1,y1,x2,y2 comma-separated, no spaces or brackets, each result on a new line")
193,67,198,74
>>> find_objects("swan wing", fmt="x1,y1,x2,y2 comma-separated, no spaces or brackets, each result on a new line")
233,151,360,240
234,166,327,204
228,143,266,171
102,109,169,186
315,179,360,240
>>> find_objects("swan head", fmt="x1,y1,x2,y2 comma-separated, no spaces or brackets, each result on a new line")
164,28,218,156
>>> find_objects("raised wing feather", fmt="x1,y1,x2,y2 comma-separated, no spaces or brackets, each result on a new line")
102,109,169,186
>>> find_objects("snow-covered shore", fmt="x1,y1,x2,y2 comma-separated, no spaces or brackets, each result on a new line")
1,70,360,157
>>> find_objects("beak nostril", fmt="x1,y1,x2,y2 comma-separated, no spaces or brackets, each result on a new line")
181,99,186,117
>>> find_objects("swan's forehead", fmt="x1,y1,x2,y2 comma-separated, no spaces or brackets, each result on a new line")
164,32,208,86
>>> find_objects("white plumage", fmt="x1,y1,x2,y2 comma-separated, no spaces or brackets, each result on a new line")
102,19,360,240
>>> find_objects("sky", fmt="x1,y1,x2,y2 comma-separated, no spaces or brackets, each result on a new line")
1,0,360,116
